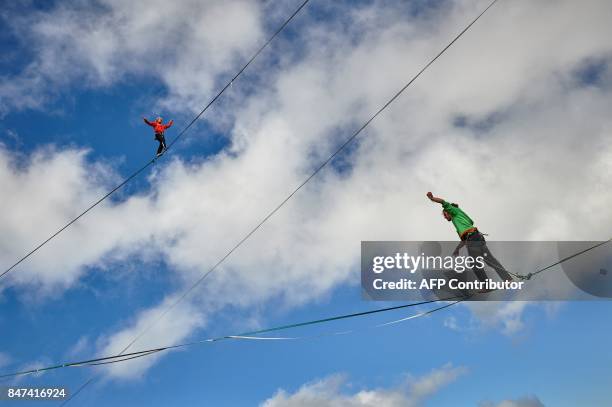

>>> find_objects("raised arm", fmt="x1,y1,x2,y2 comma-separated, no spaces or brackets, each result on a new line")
164,119,174,129
143,117,154,126
426,192,445,204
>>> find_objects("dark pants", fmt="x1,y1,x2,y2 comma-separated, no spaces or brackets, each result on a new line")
155,133,167,155
465,232,513,282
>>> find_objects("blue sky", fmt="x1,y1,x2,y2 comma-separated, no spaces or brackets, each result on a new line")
1,0,612,406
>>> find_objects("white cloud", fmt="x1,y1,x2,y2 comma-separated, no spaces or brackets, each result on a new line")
66,336,91,360
1,0,265,115
0,144,156,294
10,360,50,384
0,352,11,369
95,294,205,379
261,364,466,407
480,396,545,407
466,301,530,336
2,0,612,377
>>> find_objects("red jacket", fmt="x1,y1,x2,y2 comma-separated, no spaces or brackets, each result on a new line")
144,118,173,134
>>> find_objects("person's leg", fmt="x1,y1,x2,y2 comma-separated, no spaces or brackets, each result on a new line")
160,134,167,151
466,234,488,282
156,134,164,155
481,244,513,281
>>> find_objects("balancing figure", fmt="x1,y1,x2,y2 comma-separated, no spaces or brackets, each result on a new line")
426,192,513,283
143,116,173,157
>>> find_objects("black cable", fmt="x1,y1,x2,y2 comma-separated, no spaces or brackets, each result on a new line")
0,0,311,281
82,350,165,367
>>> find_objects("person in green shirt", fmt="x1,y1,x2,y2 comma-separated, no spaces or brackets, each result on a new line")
426,192,513,282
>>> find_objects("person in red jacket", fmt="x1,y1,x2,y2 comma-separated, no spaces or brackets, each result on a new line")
143,116,173,157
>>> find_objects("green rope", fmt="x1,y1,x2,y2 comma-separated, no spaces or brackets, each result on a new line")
0,295,465,379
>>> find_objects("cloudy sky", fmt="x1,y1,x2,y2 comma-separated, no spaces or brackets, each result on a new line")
1,0,611,405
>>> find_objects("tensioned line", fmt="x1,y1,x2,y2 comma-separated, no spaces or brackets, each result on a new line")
0,296,466,379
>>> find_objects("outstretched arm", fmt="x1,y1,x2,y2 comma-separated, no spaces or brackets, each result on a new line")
164,120,174,129
426,192,444,204
143,117,154,126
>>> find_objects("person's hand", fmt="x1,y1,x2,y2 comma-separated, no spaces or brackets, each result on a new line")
426,192,434,200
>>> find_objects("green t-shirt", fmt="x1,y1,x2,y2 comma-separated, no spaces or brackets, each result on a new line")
442,201,475,237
